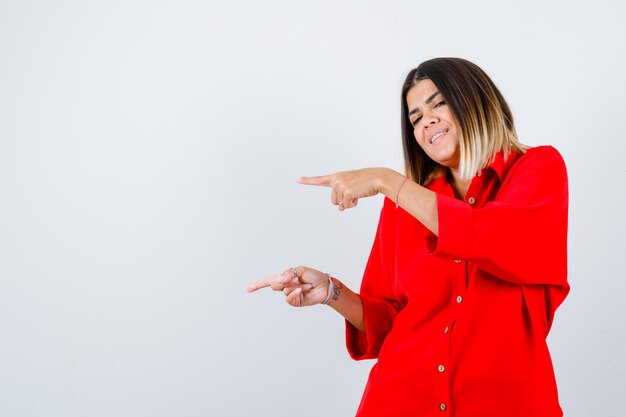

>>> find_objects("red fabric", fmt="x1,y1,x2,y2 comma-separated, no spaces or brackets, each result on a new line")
346,146,569,417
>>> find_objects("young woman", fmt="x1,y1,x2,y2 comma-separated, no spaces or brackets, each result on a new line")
247,57,569,417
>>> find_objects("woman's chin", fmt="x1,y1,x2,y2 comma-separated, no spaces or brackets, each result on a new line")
428,151,459,168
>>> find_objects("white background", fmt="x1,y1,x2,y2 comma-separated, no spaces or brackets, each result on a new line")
1,0,624,416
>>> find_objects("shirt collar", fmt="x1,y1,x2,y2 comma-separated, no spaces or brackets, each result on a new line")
427,149,521,192
486,148,520,182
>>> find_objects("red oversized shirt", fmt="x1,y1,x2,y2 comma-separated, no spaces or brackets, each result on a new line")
346,146,569,417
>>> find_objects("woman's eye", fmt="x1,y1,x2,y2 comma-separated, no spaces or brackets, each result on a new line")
412,117,422,126
435,101,446,107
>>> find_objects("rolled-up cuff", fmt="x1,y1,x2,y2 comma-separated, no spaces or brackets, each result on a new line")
425,194,473,260
346,294,397,360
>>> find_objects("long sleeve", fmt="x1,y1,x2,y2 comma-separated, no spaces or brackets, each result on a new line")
427,146,568,287
346,198,403,360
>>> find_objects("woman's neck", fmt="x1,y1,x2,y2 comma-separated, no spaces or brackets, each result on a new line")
447,168,472,201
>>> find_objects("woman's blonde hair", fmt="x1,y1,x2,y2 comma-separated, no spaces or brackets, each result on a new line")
401,57,527,184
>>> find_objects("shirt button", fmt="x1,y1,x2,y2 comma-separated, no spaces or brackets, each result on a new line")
468,197,476,204
438,364,446,373
444,326,449,334
454,259,462,264
440,403,447,411
456,296,463,303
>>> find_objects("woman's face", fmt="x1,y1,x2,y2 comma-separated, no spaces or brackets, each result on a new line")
406,79,461,170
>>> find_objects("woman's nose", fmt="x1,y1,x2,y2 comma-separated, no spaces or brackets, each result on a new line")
424,113,439,125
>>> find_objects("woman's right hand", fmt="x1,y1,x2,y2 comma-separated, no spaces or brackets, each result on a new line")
246,266,330,307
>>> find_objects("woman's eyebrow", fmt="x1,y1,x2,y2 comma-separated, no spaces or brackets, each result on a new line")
408,91,441,116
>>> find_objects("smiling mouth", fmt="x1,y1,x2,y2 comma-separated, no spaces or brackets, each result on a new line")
430,131,447,144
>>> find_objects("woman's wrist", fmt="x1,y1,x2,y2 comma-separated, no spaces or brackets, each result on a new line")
325,277,344,306
324,278,364,332
377,168,408,201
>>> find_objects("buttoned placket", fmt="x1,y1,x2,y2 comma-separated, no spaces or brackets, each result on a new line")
433,255,469,414
435,331,451,413
434,172,486,414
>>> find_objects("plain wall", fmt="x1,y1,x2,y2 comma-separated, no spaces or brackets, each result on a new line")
0,0,624,416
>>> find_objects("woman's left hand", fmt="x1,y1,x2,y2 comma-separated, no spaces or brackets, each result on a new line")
297,167,397,211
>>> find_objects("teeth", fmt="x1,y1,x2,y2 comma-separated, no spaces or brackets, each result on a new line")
430,131,446,143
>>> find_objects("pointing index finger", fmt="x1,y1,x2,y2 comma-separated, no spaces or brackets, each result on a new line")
246,274,278,293
246,271,292,293
296,175,332,187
